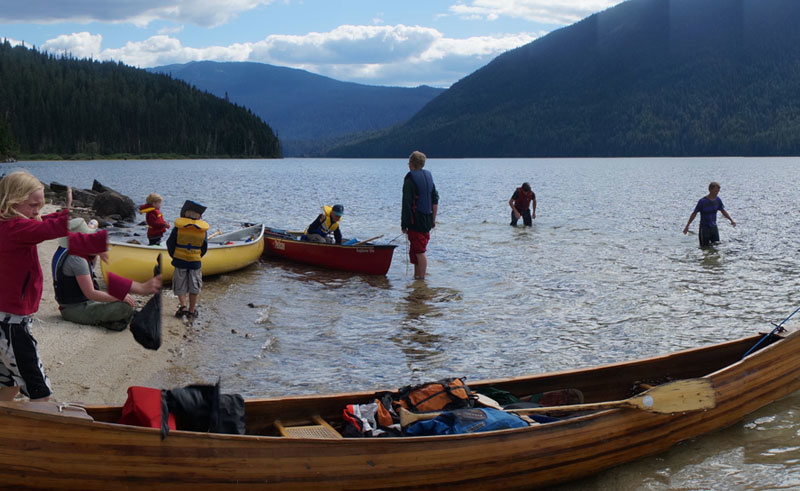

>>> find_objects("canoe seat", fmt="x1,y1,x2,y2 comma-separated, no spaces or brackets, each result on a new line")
274,415,342,439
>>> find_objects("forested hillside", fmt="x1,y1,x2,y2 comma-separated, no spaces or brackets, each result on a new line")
0,41,281,160
328,0,800,158
150,61,443,156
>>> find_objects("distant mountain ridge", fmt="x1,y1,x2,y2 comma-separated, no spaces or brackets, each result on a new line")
149,61,444,156
328,0,800,158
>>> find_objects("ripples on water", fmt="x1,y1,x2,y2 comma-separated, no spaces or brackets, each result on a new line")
6,157,800,489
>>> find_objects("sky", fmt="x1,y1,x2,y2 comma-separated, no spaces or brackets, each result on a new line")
1,0,623,88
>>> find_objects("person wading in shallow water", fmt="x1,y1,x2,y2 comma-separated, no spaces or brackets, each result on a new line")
683,181,736,247
402,150,438,280
509,182,536,226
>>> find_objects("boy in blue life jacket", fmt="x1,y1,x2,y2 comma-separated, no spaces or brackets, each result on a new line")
166,200,209,320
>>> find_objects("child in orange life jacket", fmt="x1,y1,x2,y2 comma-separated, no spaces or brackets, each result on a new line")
166,200,208,320
139,193,170,245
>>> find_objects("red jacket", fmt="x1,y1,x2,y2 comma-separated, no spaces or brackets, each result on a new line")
139,204,169,238
513,187,535,211
0,210,107,316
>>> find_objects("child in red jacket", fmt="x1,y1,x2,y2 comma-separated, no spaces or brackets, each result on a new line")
0,171,107,401
139,193,170,245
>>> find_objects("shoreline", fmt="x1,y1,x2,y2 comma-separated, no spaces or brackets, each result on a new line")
34,204,190,405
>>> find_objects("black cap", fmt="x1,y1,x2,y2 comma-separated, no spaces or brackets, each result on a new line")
180,200,207,217
332,204,344,216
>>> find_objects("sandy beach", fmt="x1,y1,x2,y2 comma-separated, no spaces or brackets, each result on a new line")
33,205,189,405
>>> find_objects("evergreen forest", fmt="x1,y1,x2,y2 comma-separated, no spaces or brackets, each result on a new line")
0,41,281,160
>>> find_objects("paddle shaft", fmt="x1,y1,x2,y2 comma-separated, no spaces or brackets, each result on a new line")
399,378,716,427
351,235,383,246
742,304,800,358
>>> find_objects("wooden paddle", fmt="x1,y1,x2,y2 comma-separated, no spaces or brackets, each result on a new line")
399,378,716,427
351,235,383,246
208,229,223,239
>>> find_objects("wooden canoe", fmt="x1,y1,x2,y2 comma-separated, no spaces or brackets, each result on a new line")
99,224,265,283
1,325,799,489
262,225,397,275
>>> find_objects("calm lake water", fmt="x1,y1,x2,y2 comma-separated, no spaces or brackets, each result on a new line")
5,157,800,489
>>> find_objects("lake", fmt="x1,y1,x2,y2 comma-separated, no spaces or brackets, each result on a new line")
5,157,800,489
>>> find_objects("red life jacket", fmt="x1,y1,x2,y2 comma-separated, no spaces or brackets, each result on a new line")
513,187,534,210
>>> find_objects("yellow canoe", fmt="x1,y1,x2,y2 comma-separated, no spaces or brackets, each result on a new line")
99,224,265,283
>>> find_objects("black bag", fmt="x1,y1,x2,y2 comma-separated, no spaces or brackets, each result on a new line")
130,255,162,350
130,292,161,350
162,382,246,438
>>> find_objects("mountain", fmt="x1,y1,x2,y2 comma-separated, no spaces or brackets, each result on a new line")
149,61,444,156
328,0,800,158
0,41,280,160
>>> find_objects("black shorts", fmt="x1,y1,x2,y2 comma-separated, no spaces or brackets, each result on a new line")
699,225,720,247
0,316,52,399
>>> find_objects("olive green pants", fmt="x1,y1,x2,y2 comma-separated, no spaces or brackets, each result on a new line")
59,301,134,331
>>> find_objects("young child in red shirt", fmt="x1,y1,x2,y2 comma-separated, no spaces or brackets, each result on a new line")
139,193,170,245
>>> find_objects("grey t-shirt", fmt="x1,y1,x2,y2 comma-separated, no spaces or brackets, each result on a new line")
61,255,92,277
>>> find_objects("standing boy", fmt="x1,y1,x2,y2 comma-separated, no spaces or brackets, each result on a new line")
683,181,736,247
402,150,438,280
509,182,536,226
139,193,170,245
167,200,208,321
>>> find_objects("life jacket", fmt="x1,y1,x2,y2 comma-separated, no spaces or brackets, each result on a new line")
408,169,434,214
139,204,167,237
172,217,210,262
513,187,534,211
53,247,99,305
307,206,340,236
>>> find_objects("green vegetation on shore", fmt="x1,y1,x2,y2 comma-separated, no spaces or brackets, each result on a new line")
0,40,282,161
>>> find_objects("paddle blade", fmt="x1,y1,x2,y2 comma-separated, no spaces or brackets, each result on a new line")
630,378,716,413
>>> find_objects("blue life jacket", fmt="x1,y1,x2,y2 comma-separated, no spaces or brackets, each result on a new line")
53,247,99,305
408,169,434,214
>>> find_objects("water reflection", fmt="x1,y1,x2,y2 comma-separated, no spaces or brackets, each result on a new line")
700,247,721,269
403,280,438,320
263,258,392,289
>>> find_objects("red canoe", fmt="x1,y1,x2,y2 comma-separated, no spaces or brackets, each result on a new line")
262,226,397,275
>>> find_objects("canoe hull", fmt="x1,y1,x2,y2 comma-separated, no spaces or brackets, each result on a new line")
263,227,396,275
100,225,265,283
1,328,798,489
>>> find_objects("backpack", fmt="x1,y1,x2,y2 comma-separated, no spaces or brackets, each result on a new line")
392,377,475,413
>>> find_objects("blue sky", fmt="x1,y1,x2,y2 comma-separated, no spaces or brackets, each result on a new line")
1,0,623,88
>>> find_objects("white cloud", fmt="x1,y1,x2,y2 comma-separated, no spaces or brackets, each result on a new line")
0,0,276,28
41,32,103,58
44,24,536,86
449,0,622,24
252,25,441,65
